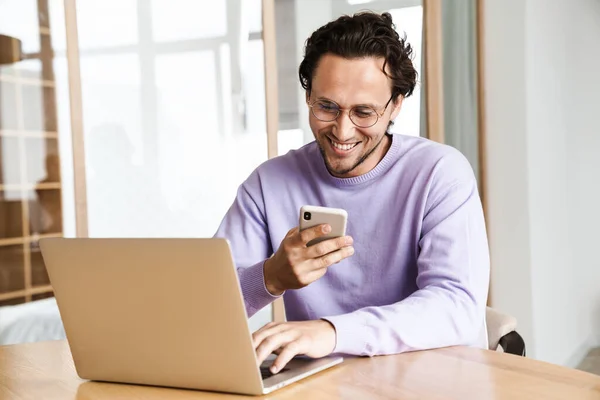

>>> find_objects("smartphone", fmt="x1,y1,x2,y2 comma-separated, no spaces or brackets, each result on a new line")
299,205,348,247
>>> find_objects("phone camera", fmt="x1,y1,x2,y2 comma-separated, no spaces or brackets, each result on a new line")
303,211,312,221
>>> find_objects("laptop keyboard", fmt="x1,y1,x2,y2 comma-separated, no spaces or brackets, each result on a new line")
260,366,289,379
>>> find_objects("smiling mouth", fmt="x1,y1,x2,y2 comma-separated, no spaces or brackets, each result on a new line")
328,137,360,152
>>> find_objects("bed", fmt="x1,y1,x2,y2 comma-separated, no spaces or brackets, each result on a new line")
0,297,66,346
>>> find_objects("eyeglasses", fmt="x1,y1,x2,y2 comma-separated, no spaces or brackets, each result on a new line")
307,95,394,128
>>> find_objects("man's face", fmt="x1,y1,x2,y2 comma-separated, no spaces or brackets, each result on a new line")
308,54,403,178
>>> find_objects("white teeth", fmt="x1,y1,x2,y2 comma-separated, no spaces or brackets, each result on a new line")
332,140,357,151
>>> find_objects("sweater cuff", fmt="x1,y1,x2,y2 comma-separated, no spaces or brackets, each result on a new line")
239,259,282,317
322,313,367,355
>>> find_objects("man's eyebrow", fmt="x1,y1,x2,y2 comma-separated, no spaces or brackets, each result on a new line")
316,96,380,109
316,96,337,104
355,102,381,109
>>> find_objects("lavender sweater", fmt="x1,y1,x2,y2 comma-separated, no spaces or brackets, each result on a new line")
215,134,490,356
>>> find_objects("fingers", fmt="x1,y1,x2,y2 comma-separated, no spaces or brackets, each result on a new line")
313,245,355,269
252,322,287,350
255,330,299,367
271,340,304,374
253,321,329,375
296,224,331,246
285,227,299,238
306,235,353,259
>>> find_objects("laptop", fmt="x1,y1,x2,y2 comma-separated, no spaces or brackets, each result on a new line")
39,238,343,395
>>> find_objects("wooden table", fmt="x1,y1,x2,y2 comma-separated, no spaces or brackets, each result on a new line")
1,340,600,399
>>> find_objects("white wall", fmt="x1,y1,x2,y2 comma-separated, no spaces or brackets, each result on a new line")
525,0,583,366
484,0,600,366
566,0,600,357
483,0,535,352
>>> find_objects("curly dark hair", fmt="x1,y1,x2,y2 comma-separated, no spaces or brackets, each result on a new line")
299,11,417,101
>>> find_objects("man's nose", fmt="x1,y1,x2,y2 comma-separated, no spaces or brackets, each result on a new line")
333,111,355,142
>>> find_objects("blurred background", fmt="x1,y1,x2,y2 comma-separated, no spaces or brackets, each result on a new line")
0,0,598,374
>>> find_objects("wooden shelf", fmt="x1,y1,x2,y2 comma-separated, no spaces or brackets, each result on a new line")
0,0,62,307
0,285,53,302
0,237,24,247
34,182,61,190
0,182,62,191
30,232,64,242
0,129,59,139
31,232,63,241
0,75,55,88
0,233,63,247
0,129,58,139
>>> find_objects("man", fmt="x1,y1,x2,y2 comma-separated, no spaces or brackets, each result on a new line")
215,11,490,374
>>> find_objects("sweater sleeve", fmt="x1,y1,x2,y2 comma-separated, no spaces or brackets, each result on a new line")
323,169,490,356
214,170,281,318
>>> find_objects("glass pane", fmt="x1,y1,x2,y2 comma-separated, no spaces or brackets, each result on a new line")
20,84,45,131
21,85,58,132
278,129,305,156
30,240,50,286
0,245,25,294
48,0,67,52
76,0,139,50
0,63,15,78
0,81,19,130
0,0,41,54
155,51,219,137
79,54,142,86
245,40,267,135
79,53,145,236
49,0,75,238
247,0,263,33
0,191,23,239
151,0,227,42
29,189,62,235
24,137,60,185
0,60,45,82
77,0,270,326
0,137,21,185
387,6,423,137
14,59,44,82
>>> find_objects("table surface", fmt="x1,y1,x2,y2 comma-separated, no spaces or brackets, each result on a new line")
1,340,600,399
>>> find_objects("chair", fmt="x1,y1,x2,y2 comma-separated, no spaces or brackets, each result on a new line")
486,307,526,356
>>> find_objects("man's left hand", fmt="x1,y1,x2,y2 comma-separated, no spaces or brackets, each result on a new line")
252,320,337,374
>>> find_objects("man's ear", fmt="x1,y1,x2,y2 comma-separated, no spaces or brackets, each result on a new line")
390,96,404,120
305,91,311,104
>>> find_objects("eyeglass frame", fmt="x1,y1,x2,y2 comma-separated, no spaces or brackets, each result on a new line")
306,94,396,128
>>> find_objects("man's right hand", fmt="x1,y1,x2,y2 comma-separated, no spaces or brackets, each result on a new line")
263,225,354,296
